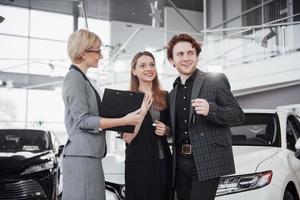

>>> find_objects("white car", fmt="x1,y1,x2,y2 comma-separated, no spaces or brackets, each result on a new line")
103,109,300,200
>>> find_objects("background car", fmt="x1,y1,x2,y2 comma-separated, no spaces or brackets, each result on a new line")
0,128,63,200
103,109,300,200
104,152,126,200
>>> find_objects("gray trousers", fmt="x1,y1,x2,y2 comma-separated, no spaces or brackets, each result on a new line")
62,156,105,200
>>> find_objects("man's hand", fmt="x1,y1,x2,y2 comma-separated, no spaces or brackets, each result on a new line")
191,98,209,116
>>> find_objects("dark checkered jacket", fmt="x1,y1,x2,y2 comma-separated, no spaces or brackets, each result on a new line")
169,69,244,182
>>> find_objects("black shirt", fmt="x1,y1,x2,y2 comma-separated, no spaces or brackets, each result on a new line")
174,70,197,147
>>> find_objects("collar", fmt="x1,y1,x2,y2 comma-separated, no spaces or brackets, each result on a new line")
69,64,89,81
173,69,198,88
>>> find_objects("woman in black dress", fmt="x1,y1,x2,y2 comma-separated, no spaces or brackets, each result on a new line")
123,51,172,200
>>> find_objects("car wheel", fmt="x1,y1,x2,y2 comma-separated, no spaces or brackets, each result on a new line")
283,190,295,200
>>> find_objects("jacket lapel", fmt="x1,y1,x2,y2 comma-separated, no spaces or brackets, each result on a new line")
189,69,206,124
169,86,177,130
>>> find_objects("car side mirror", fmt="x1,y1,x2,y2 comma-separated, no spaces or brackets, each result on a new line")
294,138,300,159
58,145,64,157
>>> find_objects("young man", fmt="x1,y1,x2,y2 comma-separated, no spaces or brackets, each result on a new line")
167,33,244,200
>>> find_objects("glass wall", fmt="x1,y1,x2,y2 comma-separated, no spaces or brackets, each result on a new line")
202,22,300,69
1,1,299,144
0,5,110,142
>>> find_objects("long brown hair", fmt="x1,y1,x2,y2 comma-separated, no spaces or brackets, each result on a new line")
130,51,167,110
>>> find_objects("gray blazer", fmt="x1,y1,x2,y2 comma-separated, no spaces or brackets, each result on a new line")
62,66,106,158
169,69,244,182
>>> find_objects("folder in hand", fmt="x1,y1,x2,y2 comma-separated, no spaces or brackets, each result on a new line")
100,88,145,133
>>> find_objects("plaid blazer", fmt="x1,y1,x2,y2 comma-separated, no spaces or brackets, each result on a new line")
169,69,244,182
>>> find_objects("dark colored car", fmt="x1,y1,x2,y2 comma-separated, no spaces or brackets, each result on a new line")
0,129,63,200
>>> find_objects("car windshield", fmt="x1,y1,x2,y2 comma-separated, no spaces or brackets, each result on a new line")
231,113,280,147
0,129,50,152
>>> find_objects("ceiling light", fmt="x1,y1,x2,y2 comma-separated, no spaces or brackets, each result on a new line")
149,1,162,28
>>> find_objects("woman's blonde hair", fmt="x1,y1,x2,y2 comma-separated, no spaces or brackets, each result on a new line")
67,29,101,63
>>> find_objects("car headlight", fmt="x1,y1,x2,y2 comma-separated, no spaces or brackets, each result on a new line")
216,170,272,196
21,161,54,175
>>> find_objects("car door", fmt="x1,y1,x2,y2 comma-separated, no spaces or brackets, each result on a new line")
286,115,300,184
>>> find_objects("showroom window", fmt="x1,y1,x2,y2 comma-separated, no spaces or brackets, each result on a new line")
0,4,111,132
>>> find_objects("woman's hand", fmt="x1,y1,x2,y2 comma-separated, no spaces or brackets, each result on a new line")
123,132,133,144
140,94,153,115
123,108,143,126
153,120,169,136
122,95,152,126
122,95,152,144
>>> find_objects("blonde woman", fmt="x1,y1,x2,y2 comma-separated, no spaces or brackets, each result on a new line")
62,29,144,200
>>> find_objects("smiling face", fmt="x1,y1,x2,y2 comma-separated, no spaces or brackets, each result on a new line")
132,55,157,83
169,41,199,78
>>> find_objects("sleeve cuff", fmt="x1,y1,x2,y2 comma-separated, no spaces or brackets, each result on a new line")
89,116,101,132
98,117,102,131
207,102,217,119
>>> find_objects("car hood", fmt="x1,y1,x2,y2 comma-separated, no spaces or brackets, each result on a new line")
232,146,279,175
0,151,49,163
102,147,279,183
0,151,54,179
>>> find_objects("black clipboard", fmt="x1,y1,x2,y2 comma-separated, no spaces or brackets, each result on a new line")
100,88,144,133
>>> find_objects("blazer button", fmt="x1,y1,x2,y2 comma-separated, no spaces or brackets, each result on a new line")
200,132,204,137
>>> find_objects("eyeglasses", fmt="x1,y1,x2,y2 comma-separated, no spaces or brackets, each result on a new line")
86,48,102,54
